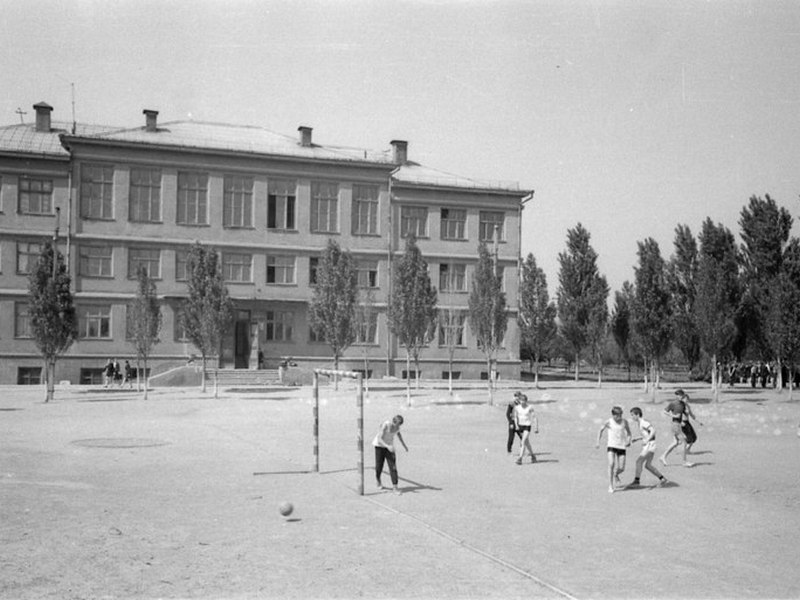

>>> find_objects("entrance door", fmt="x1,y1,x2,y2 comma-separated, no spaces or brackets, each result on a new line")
234,311,250,369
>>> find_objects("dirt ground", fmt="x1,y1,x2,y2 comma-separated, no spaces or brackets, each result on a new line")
1,380,799,599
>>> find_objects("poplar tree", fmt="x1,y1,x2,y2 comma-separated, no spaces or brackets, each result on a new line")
556,223,606,381
180,242,233,393
309,239,358,389
765,238,800,397
695,219,740,400
128,266,162,399
610,282,634,381
28,240,76,402
468,241,507,404
632,238,672,399
388,236,438,405
667,224,701,373
518,253,556,388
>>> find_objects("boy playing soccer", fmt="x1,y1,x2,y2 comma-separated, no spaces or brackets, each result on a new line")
596,406,632,493
628,407,668,488
372,415,408,494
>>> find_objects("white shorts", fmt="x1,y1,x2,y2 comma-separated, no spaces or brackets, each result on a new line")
640,441,656,455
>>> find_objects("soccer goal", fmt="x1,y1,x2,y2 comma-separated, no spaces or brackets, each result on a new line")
312,369,365,495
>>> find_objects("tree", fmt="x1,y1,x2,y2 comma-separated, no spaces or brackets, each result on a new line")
610,282,634,381
738,195,793,359
556,223,606,381
695,219,740,400
28,240,77,402
632,238,672,399
388,236,438,405
468,241,507,404
667,224,701,372
586,275,610,387
518,253,557,388
127,266,162,399
765,238,800,398
309,239,359,390
180,242,234,393
355,288,377,395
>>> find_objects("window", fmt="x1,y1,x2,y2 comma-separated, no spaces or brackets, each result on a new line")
355,311,378,344
310,181,338,233
177,171,208,225
265,310,293,341
18,367,42,385
309,256,319,285
402,370,419,380
80,163,114,219
16,241,42,275
14,303,33,338
222,252,252,282
309,325,324,343
78,305,112,339
128,248,161,279
223,175,253,228
439,263,466,292
19,178,53,215
352,184,379,235
356,260,379,289
174,305,190,342
79,245,113,277
267,179,296,230
266,255,295,284
175,249,189,281
438,310,466,347
440,208,466,240
442,371,461,380
400,206,427,238
479,211,505,242
129,168,161,222
80,368,105,385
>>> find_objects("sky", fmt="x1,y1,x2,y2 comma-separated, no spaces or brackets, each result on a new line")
3,0,800,298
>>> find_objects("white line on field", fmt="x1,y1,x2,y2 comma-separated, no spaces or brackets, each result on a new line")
363,495,579,600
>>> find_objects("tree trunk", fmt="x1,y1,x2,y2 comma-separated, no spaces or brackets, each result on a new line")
143,356,149,401
201,353,207,393
776,358,783,392
406,351,411,407
712,354,720,402
574,352,579,382
414,353,420,390
534,351,540,389
487,356,494,406
45,359,55,403
334,353,340,391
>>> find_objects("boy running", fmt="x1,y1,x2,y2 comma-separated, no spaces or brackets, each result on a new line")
596,406,632,493
629,407,668,488
660,389,694,467
372,415,408,494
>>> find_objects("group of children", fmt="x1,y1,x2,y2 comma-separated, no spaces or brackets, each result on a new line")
373,388,703,496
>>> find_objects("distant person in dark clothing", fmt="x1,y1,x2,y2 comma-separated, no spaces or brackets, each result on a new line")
104,358,115,388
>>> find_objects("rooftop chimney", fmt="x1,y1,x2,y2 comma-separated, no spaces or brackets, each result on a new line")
298,126,313,147
143,109,159,132
390,140,408,165
33,102,53,132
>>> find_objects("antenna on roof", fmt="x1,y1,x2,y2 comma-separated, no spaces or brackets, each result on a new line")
15,107,26,123
71,83,76,134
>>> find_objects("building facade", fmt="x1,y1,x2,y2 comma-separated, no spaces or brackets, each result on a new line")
0,103,531,385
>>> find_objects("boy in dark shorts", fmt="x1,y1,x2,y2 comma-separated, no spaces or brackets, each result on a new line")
660,389,693,467
506,391,523,454
596,406,632,493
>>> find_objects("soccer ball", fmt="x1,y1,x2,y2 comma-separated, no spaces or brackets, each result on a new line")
279,501,294,517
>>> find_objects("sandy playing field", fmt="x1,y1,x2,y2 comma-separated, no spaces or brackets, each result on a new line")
1,380,799,599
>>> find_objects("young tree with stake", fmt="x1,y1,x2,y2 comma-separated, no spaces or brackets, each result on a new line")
128,266,162,399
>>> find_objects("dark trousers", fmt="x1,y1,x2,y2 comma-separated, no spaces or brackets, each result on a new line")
375,446,398,485
507,425,522,453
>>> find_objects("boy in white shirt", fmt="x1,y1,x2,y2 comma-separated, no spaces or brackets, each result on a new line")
629,407,668,488
512,394,539,464
596,406,632,493
372,415,408,494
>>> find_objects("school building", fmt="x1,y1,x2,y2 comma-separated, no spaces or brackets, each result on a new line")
0,102,532,385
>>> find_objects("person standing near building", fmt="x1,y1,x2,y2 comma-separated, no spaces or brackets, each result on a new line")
596,406,632,493
103,358,115,388
513,393,539,464
506,391,523,454
629,407,668,488
372,415,408,494
124,360,134,389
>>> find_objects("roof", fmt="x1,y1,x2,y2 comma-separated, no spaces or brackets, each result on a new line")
67,120,396,165
0,121,116,159
392,162,523,194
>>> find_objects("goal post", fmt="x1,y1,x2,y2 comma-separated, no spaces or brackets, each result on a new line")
313,369,365,495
